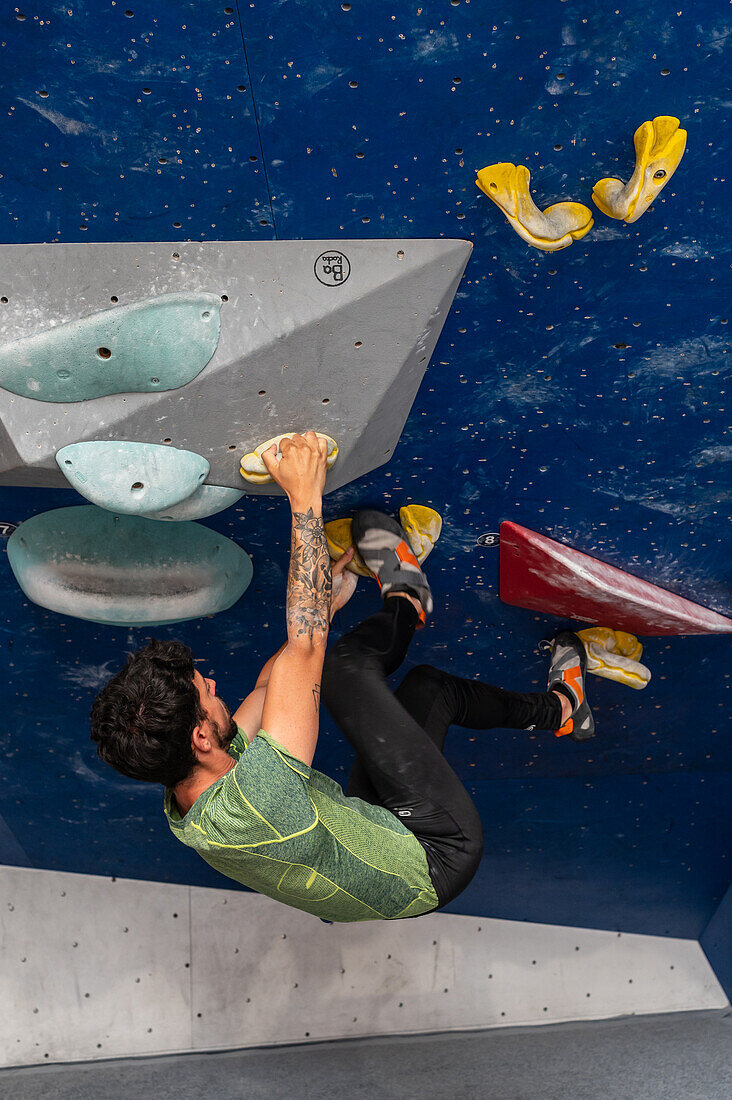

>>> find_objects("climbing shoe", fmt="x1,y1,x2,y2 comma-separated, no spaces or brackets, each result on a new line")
351,509,433,625
546,630,595,741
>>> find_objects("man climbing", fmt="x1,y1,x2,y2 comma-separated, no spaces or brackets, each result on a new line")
91,432,593,922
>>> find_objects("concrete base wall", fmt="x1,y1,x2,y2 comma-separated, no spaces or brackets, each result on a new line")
1,865,727,1068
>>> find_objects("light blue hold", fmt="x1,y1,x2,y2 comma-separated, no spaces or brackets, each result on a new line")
144,484,244,521
56,441,210,515
6,506,253,627
0,292,222,402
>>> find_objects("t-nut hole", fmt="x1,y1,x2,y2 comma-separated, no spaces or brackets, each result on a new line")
131,482,144,491
0,296,8,304
97,347,112,359
202,311,210,319
221,294,229,302
396,249,404,259
653,169,667,180
322,397,330,404
489,182,497,190
258,390,266,396
151,377,160,384
64,459,72,465
110,295,119,303
163,438,172,443
354,340,362,347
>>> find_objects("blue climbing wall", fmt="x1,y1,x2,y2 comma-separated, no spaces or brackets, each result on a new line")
0,1,729,954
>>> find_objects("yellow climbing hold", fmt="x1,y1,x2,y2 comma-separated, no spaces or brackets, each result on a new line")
240,432,339,485
592,116,687,223
577,627,651,690
325,518,373,577
325,505,443,577
475,162,593,251
399,504,443,562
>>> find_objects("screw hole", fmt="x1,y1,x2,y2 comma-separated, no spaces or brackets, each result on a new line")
322,398,330,404
131,482,144,491
258,390,266,396
354,340,362,347
110,295,118,303
0,296,8,304
660,68,670,76
653,169,666,180
202,311,210,319
97,347,112,359
64,460,72,465
142,87,151,95
221,294,228,302
554,143,562,150
151,377,160,384
163,438,172,444
349,80,358,88
452,76,462,84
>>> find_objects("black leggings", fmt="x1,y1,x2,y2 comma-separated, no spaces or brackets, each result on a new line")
321,598,562,909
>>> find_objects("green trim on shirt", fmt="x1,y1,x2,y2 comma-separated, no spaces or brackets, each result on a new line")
165,728,439,922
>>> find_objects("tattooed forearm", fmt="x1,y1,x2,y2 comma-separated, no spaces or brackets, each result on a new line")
286,509,332,643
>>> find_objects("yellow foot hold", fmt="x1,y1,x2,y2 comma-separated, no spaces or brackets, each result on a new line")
325,505,443,577
592,116,687,223
476,162,593,251
577,627,651,690
240,432,339,485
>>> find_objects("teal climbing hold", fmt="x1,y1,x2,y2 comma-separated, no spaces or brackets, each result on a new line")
0,293,222,402
56,441,210,515
144,484,244,521
6,506,253,627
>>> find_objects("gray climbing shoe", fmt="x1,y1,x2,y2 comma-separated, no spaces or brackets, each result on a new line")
547,630,595,741
351,509,433,625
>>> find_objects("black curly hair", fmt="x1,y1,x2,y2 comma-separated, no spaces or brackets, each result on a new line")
90,639,204,787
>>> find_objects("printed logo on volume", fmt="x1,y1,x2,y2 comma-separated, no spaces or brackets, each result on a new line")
0,522,17,538
314,251,351,287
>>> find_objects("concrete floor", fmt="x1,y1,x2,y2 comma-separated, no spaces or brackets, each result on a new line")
2,1010,731,1100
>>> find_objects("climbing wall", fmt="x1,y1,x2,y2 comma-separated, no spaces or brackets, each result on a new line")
0,0,729,1003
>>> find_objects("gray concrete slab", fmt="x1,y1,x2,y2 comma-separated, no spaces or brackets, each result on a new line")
2,1010,730,1100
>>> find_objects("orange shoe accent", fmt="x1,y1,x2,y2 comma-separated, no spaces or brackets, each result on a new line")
555,716,574,738
563,664,584,706
395,540,420,568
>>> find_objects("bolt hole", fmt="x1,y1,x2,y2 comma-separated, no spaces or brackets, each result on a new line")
173,221,181,228
124,9,134,16
172,252,180,260
342,1,351,8
489,182,497,190
60,160,69,167
221,294,228,301
258,390,266,396
142,88,151,95
354,340,362,347
151,377,160,384
322,398,330,404
158,157,167,164
454,147,463,155
249,154,258,162
237,84,246,91
97,347,112,359
613,343,629,349
653,169,666,180
660,68,670,76
259,219,268,225
110,295,118,303
64,459,72,465
39,90,49,98
224,5,234,12
163,438,172,444
452,76,462,84
0,296,7,304
554,143,562,150
349,80,358,88
228,444,236,450
396,249,404,259
131,482,144,491
202,311,210,319
355,151,365,159
556,72,566,79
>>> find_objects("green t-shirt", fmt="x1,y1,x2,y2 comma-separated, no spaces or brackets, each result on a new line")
164,728,439,922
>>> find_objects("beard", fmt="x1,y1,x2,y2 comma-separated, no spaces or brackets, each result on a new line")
212,699,238,752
